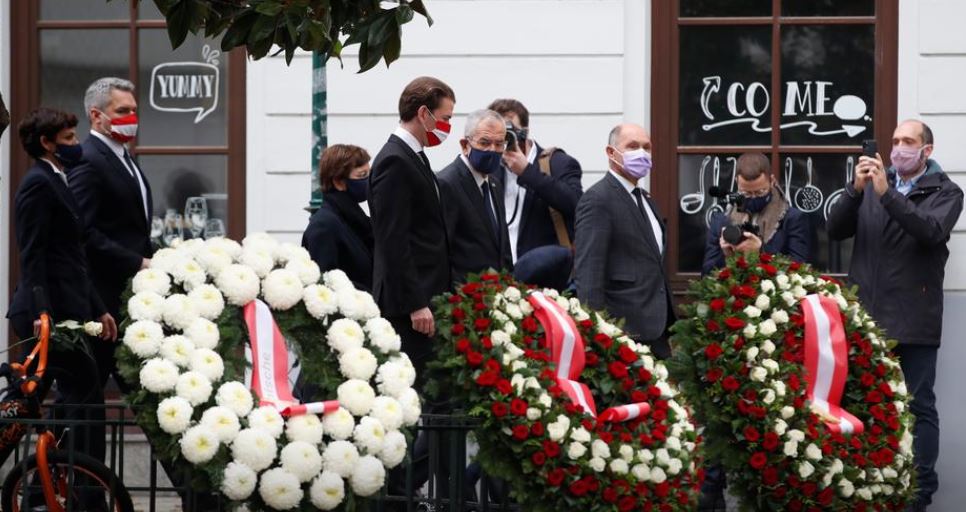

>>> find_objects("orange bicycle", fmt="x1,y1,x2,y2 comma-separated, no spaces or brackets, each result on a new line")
0,288,133,512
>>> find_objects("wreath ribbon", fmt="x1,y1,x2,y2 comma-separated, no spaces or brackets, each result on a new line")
527,292,650,422
801,294,864,435
243,299,340,417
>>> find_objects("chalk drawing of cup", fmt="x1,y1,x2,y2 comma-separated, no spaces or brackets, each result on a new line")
680,155,711,215
823,156,854,221
795,157,824,213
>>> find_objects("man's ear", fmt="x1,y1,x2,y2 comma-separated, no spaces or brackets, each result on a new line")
922,144,934,160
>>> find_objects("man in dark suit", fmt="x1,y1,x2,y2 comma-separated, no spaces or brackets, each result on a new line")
488,98,583,264
69,77,153,389
574,123,673,359
438,109,513,284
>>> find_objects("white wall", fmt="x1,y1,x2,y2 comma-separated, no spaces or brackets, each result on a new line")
246,0,650,242
0,0,11,349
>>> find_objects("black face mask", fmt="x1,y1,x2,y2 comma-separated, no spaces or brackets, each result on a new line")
346,177,369,203
54,143,83,167
743,192,772,214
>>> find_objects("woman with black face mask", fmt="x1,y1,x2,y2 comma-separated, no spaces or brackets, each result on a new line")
301,144,374,291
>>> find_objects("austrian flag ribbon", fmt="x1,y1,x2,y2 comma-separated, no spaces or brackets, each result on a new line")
243,299,339,417
800,294,864,435
527,292,650,422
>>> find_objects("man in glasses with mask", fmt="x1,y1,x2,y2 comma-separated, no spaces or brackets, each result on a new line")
701,152,812,275
438,109,513,284
828,120,963,512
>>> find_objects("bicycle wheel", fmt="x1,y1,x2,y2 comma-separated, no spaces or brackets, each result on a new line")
1,450,134,512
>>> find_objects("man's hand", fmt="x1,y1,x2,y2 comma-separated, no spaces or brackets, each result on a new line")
855,153,884,195
141,258,152,270
718,229,735,258
98,313,118,342
733,232,763,255
866,153,889,197
502,146,528,176
410,307,435,337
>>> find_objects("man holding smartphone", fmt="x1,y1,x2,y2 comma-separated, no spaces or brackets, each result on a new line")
828,120,963,511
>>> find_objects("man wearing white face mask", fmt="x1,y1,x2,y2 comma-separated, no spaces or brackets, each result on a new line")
574,123,673,358
828,120,963,512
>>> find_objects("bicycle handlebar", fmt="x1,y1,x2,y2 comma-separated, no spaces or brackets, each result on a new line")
10,287,51,396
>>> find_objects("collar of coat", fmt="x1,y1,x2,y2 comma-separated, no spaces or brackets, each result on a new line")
727,183,790,246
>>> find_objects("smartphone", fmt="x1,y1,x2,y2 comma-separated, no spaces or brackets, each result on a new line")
861,139,878,158
505,126,518,152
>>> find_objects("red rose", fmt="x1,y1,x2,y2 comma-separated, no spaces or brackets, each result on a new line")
455,338,470,353
595,333,614,349
749,452,767,470
491,402,508,417
734,337,746,350
510,398,528,416
531,422,545,437
705,368,723,383
762,432,779,451
543,440,561,457
474,318,491,332
585,352,599,366
724,317,746,330
495,379,512,394
475,371,498,387
706,320,721,332
608,361,629,379
865,390,883,404
547,468,565,486
760,253,773,263
718,268,732,280
619,345,638,364
462,282,482,294
637,368,653,383
512,424,529,440
531,451,546,466
481,337,493,349
569,479,589,497
618,496,637,512
789,261,801,271
481,273,500,282
736,256,748,269
762,466,779,486
485,359,501,372
704,343,723,360
602,487,618,503
743,426,761,443
758,263,778,276
522,316,539,333
466,351,484,367
860,372,875,387
787,373,801,391
631,390,648,402
451,324,465,335
710,298,726,312
579,319,594,329
452,308,466,321
448,294,461,304
721,376,740,392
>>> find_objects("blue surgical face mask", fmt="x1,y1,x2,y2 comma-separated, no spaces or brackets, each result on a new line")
467,147,503,175
743,192,772,214
346,177,369,203
54,143,83,167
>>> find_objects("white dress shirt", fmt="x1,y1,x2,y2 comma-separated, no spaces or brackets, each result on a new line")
393,126,438,197
503,141,539,262
608,169,664,255
90,130,150,222
39,158,68,185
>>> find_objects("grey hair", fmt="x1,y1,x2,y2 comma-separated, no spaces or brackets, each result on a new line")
464,109,506,138
608,124,623,146
84,77,135,113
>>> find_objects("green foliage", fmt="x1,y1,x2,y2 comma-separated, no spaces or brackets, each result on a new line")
130,0,432,69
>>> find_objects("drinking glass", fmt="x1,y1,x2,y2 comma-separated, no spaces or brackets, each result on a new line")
163,210,184,246
204,218,226,239
184,197,208,239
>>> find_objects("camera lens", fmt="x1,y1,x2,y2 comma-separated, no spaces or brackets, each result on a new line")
722,225,745,245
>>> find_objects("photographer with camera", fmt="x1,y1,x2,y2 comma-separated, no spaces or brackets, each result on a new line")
701,152,812,275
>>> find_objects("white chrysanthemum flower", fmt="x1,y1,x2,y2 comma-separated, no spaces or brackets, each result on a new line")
263,269,304,310
303,284,339,319
180,426,219,464
364,318,401,354
171,258,207,291
160,335,195,367
140,358,179,393
350,455,386,497
258,467,303,510
243,232,279,251
185,317,219,350
206,236,242,258
248,406,285,438
326,318,365,353
376,361,416,398
189,348,225,382
156,396,193,434
338,289,379,321
196,245,234,276
310,471,345,510
397,388,421,426
378,430,407,468
322,440,359,478
187,284,225,320
215,381,255,417
128,291,164,322
178,238,206,257
200,405,241,443
176,371,213,406
215,264,260,306
339,348,378,381
338,379,376,417
221,461,257,500
132,268,172,296
285,414,324,445
276,242,312,265
232,428,278,471
353,416,386,455
162,294,198,331
123,320,164,358
281,440,323,482
370,396,404,431
322,407,356,440
285,257,321,286
150,248,184,273
323,269,354,292
240,247,275,279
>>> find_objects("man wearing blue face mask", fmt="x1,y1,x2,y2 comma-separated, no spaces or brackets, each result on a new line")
701,152,812,275
438,109,513,284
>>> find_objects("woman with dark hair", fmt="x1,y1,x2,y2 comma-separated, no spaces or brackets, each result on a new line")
302,144,374,290
7,108,116,502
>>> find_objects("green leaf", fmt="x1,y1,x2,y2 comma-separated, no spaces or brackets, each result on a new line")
165,0,195,49
254,0,284,16
381,25,402,65
248,13,280,45
220,10,257,52
395,3,414,25
409,0,433,26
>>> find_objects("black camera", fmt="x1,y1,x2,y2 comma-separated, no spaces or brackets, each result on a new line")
504,121,527,152
709,186,761,245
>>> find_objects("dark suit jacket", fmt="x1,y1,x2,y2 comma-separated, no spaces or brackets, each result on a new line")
369,134,452,317
8,160,106,325
437,157,513,284
302,190,374,291
69,135,153,317
702,206,812,275
575,173,673,346
494,143,583,258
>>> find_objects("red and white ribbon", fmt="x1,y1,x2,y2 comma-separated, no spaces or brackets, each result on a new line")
243,299,339,418
527,292,649,423
801,294,864,435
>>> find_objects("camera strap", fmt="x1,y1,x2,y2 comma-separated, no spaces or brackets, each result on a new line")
537,147,573,250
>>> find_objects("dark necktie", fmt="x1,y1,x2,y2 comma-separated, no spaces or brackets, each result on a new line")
123,149,148,221
481,181,498,237
632,188,660,254
417,150,432,171
122,149,138,180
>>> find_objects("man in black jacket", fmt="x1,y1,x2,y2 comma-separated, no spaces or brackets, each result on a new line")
438,109,513,285
488,99,583,265
69,77,153,391
828,120,963,512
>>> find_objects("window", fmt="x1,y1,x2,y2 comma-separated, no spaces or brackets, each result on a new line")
651,0,898,288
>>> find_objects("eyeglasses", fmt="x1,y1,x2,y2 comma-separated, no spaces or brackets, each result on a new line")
739,187,771,198
469,137,508,151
